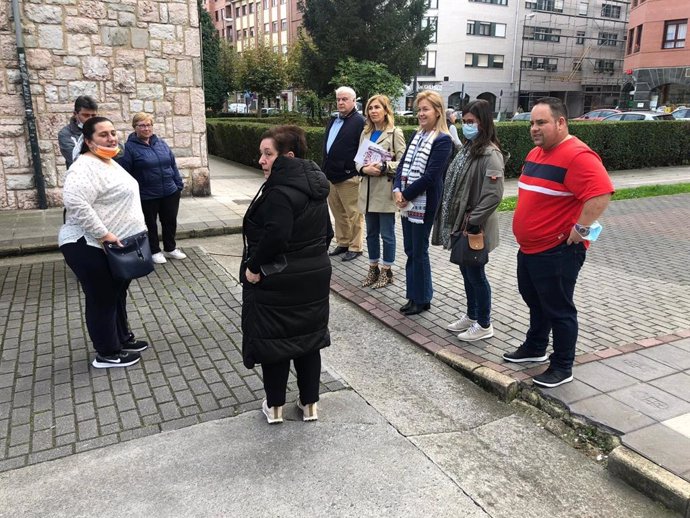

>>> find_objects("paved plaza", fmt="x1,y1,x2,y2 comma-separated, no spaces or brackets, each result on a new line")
0,157,689,510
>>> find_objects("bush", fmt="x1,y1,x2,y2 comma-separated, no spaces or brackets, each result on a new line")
207,119,690,177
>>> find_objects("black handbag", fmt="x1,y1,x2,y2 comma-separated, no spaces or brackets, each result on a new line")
102,230,154,280
449,213,489,267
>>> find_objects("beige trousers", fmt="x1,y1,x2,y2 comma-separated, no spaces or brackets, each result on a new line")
328,177,364,252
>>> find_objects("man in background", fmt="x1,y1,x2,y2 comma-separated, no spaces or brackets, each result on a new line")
58,96,98,169
322,86,365,262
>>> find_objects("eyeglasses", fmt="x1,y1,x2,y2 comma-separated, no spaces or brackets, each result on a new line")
136,123,153,128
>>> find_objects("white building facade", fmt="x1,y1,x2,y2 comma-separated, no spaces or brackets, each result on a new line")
414,0,629,117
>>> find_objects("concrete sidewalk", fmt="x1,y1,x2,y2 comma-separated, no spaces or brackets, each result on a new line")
1,157,690,513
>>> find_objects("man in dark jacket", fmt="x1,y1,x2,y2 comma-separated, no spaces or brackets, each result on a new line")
57,96,98,169
322,86,365,262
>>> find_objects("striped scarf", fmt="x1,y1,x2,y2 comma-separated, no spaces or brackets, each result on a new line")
400,130,436,224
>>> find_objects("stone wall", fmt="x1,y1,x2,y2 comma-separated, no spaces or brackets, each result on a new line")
0,0,210,210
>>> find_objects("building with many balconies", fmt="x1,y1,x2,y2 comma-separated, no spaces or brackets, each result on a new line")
622,0,689,109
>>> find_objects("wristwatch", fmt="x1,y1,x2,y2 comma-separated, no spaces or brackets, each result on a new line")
379,162,387,175
574,223,590,237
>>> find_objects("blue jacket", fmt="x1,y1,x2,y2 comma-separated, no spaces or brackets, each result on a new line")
116,133,183,200
395,132,453,222
321,109,365,184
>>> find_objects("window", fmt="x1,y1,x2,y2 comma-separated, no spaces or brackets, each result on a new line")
467,21,506,37
236,29,242,40
281,0,287,4
465,53,505,68
598,32,619,46
524,26,561,42
469,0,508,5
419,50,437,75
281,18,287,30
578,0,588,16
248,2,254,13
225,6,232,19
272,0,277,6
422,17,438,43
635,24,643,52
241,4,246,15
593,59,615,73
425,0,438,8
572,60,582,71
576,31,585,45
264,22,269,33
249,26,254,37
525,0,564,13
272,21,278,32
522,56,558,71
601,4,621,19
663,20,687,49
264,0,269,8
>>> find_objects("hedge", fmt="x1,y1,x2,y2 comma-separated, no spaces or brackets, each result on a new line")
207,118,690,178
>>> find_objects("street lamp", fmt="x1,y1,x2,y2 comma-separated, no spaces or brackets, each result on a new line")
516,13,536,112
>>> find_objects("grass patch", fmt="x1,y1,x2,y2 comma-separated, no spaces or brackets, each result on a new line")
497,183,690,212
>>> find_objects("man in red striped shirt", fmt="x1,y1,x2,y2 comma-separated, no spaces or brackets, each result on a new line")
504,97,614,388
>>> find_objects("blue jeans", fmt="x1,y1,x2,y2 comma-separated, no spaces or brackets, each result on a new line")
365,212,396,265
517,242,586,371
401,217,434,304
459,264,492,327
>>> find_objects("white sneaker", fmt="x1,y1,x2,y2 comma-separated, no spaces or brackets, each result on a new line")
297,400,318,422
151,252,167,264
163,248,186,260
446,314,477,332
262,400,283,424
457,322,494,342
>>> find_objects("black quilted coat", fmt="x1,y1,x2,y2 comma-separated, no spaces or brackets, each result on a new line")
241,156,333,369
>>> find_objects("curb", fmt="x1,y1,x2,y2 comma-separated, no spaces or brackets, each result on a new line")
0,224,243,258
435,348,519,402
608,446,690,518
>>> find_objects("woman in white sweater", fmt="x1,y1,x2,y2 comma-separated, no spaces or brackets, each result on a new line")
59,116,149,369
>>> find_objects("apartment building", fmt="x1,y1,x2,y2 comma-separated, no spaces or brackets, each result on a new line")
419,0,629,117
623,0,689,108
204,0,302,54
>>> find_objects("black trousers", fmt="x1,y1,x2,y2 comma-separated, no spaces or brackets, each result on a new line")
141,190,181,254
60,238,133,356
261,349,321,408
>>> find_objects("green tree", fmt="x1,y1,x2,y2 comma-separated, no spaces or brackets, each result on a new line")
198,1,228,112
330,58,404,105
237,40,287,114
218,40,238,100
298,0,432,96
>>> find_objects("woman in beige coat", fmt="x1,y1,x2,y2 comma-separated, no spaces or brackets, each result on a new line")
356,95,406,288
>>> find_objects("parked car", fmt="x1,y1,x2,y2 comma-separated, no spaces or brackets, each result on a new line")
572,109,621,121
261,107,280,116
671,108,690,120
511,112,531,121
395,110,414,117
601,111,675,121
227,103,248,114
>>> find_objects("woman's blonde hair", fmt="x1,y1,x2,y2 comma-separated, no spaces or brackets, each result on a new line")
363,94,395,134
414,91,449,134
131,112,154,129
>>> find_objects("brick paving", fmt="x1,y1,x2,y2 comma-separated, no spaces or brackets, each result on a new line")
330,194,690,483
0,248,344,472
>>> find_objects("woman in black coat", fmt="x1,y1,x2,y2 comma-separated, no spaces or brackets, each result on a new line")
242,125,333,424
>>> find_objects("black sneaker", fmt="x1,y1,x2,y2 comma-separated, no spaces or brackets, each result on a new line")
532,367,573,388
121,338,149,353
502,346,548,363
92,351,141,369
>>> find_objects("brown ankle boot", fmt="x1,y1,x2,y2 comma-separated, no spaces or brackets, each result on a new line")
361,264,380,287
372,267,393,288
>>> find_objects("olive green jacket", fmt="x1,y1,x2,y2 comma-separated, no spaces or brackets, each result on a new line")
432,143,506,253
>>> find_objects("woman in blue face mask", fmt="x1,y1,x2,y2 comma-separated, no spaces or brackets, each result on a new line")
432,99,506,343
